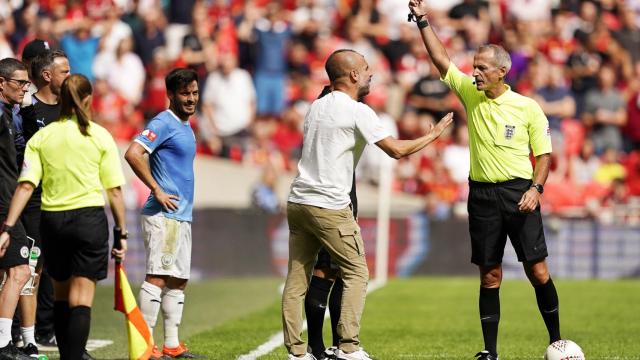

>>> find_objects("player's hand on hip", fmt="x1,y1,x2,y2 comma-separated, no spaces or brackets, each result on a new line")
518,188,540,213
0,232,10,258
431,112,454,138
112,239,127,261
409,0,429,17
154,189,180,212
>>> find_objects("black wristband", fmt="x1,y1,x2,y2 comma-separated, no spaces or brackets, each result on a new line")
1,222,13,235
417,17,430,29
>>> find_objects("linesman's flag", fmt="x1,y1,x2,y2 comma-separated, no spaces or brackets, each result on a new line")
114,261,153,359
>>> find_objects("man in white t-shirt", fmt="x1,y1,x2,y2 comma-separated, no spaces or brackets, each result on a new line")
283,49,453,360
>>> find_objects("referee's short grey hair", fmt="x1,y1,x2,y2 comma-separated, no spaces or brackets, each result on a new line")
478,44,512,73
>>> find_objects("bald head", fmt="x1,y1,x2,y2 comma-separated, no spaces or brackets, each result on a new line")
325,49,362,82
324,49,372,99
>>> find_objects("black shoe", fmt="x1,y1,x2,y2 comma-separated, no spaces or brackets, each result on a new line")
34,333,56,351
82,350,95,360
20,343,38,358
0,342,33,360
474,350,499,360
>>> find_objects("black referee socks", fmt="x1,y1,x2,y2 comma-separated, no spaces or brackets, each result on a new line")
479,287,500,357
534,278,561,343
328,277,344,347
68,306,91,360
305,276,333,356
54,301,70,359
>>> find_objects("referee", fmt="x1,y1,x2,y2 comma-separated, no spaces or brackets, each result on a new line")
409,1,561,359
0,74,128,360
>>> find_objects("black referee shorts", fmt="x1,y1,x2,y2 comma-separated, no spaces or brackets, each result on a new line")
467,178,548,267
0,209,30,269
20,204,42,258
41,207,109,282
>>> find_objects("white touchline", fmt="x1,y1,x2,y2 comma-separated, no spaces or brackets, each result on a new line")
237,279,386,360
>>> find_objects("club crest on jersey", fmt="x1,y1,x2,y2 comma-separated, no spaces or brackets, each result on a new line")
504,124,515,140
142,129,157,141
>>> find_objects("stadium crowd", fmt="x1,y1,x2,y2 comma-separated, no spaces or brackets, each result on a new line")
2,0,640,222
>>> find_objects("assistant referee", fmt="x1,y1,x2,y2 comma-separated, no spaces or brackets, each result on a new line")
409,1,562,359
0,74,127,360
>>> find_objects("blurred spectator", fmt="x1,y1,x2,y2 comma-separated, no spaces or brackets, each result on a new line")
164,0,196,60
533,63,576,130
442,124,470,184
271,101,305,168
625,90,640,151
582,65,627,154
594,147,626,186
141,47,170,120
566,29,601,115
357,93,398,184
200,51,256,157
251,163,281,214
60,18,99,81
614,5,640,64
569,139,600,185
133,8,166,66
93,36,145,105
252,3,292,116
408,63,453,120
92,77,143,142
91,2,132,54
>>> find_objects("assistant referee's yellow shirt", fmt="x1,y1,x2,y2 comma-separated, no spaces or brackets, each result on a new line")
19,116,125,211
442,63,552,183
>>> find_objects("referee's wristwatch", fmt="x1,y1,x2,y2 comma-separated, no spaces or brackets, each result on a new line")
531,183,544,194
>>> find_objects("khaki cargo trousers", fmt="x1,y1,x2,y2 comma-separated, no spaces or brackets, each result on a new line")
282,202,369,356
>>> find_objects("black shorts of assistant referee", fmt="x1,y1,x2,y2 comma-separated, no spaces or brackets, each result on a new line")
41,207,109,281
0,210,29,268
468,178,548,266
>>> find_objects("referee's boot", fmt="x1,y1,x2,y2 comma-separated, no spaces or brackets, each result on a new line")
474,350,499,360
0,342,32,360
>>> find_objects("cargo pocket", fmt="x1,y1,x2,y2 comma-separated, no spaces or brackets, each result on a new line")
338,223,364,259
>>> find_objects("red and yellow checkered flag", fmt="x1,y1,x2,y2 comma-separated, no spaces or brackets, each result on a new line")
114,262,154,360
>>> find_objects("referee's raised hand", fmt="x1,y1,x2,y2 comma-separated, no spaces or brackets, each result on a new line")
153,188,180,212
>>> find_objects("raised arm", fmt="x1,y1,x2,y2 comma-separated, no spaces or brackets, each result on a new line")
376,112,453,159
409,0,451,77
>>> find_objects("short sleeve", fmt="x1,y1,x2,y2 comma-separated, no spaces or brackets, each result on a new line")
18,135,43,187
441,63,480,106
354,104,392,144
99,130,126,189
134,117,172,153
528,100,553,156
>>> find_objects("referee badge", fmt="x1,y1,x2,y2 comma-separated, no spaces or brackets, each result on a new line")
504,124,516,140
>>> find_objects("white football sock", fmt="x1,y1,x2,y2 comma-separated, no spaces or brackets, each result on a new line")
161,289,184,348
0,318,12,347
21,326,35,346
139,281,162,337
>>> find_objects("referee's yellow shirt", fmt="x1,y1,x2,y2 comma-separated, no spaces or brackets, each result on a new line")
442,63,552,183
19,117,125,211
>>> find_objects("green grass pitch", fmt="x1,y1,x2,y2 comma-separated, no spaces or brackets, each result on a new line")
47,277,640,359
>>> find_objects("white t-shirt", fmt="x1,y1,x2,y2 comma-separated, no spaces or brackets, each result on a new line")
288,91,391,209
202,69,256,136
